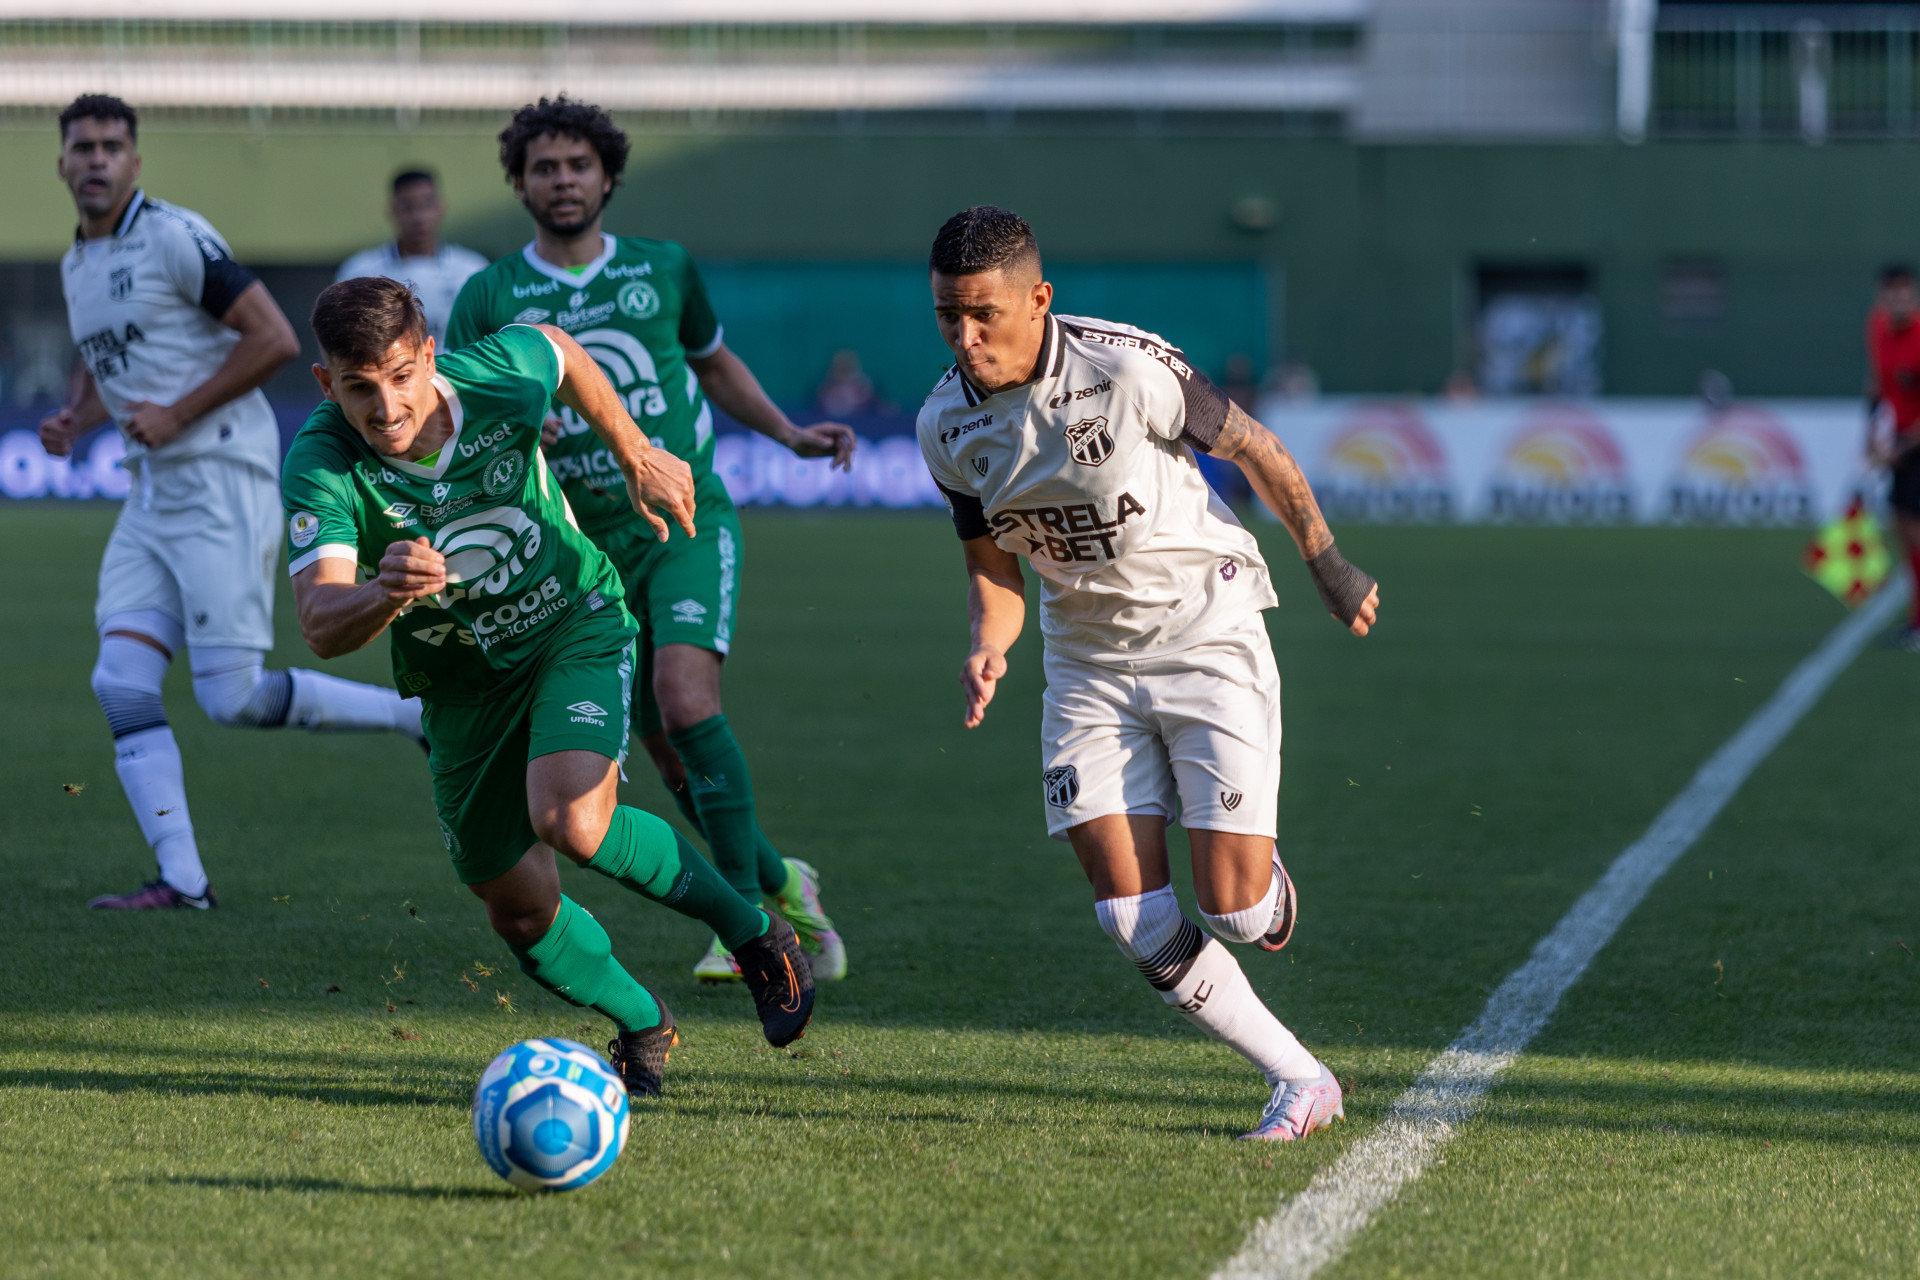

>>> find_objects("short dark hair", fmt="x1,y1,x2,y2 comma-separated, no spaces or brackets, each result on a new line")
312,277,428,368
929,206,1041,280
1882,262,1917,288
60,93,137,144
391,168,437,194
497,96,629,193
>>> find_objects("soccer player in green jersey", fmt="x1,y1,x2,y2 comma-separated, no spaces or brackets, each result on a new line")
448,96,849,985
283,276,816,1094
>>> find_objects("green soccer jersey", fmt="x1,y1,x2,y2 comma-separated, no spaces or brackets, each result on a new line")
280,325,632,702
446,234,721,535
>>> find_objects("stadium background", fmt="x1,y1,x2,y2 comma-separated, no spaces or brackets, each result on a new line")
2,0,1915,517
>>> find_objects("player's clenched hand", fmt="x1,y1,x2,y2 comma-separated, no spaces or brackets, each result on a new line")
1348,584,1380,637
541,414,564,449
623,446,697,543
38,407,80,457
787,422,857,471
121,401,190,450
961,646,1008,729
376,537,447,605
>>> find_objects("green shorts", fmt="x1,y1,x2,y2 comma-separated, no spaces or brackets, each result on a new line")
420,614,636,885
587,470,742,738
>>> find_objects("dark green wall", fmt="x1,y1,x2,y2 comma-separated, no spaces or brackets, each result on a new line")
7,123,1916,397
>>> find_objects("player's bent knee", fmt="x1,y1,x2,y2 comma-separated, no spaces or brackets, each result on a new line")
91,635,171,739
189,648,293,728
531,807,613,866
1200,908,1270,945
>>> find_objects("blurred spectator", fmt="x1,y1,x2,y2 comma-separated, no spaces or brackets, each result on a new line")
336,169,488,348
1264,360,1320,402
1221,353,1258,412
1443,368,1479,401
816,348,877,417
1697,368,1735,409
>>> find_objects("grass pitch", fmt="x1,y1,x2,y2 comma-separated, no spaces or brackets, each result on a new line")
2,502,1917,1279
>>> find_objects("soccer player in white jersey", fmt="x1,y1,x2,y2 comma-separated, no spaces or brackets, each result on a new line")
916,207,1381,1142
37,95,426,912
335,169,489,348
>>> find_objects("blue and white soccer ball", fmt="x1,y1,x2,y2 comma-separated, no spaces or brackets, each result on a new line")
472,1038,629,1191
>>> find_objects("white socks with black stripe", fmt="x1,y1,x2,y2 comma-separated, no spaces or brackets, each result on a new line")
1095,885,1319,1085
1201,870,1280,945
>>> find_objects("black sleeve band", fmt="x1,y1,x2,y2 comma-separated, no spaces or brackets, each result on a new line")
1176,368,1232,454
1306,543,1376,626
199,250,257,320
937,480,991,541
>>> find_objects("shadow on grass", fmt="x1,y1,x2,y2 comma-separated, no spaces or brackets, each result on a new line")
0,1067,467,1109
155,1174,512,1200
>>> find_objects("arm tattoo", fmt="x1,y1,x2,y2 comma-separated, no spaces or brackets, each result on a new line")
1212,401,1334,558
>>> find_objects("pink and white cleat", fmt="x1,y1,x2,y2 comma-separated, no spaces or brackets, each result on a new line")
88,878,217,911
1240,1061,1344,1142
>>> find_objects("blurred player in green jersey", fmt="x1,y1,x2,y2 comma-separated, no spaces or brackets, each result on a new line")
285,277,815,1092
448,97,848,983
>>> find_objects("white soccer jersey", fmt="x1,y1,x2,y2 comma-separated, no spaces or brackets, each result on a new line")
335,241,490,347
60,190,280,476
917,312,1277,661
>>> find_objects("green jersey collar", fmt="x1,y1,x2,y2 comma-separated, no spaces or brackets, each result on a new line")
382,374,467,481
521,234,617,289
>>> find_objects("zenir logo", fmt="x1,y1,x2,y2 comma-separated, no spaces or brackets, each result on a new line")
1220,791,1243,812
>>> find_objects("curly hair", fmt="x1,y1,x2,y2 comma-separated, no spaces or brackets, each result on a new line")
929,206,1041,279
497,96,630,193
60,93,137,144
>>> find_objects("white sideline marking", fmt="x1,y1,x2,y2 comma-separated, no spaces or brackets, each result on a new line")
1215,582,1910,1280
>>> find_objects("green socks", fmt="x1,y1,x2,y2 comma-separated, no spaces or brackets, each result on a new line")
586,804,769,950
509,896,661,1033
669,714,789,899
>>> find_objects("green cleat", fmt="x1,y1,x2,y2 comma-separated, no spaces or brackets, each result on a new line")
693,935,743,983
770,858,847,982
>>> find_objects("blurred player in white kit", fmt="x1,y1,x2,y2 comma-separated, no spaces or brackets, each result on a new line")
334,168,487,348
39,94,425,911
917,207,1380,1141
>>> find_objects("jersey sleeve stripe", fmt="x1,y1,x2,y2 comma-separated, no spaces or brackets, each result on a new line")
936,481,991,540
686,322,724,361
288,543,360,577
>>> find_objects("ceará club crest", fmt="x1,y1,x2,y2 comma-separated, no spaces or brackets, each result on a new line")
1064,417,1115,467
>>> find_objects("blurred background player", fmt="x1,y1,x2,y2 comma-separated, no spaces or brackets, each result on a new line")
38,94,425,911
447,96,851,983
288,279,814,1085
1865,261,1920,650
917,206,1380,1142
335,169,488,348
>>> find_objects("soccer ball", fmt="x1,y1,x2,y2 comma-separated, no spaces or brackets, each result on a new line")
472,1038,629,1191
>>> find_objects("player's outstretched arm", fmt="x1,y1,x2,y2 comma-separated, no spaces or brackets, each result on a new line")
689,344,856,471
1211,401,1380,637
38,369,110,457
292,539,445,659
961,536,1026,729
121,281,300,450
538,324,696,543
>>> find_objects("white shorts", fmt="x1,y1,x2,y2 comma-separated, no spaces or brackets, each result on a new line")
1039,616,1282,841
95,456,282,652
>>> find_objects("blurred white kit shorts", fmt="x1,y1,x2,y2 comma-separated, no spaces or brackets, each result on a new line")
95,455,282,652
1039,614,1282,841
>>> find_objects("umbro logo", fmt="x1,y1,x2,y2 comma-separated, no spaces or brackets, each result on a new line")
383,502,417,523
971,457,989,478
412,623,455,647
670,598,708,624
512,307,551,325
567,701,607,717
1220,791,1243,811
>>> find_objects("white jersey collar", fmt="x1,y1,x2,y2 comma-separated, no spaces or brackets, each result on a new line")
383,375,467,481
520,233,617,288
75,189,147,245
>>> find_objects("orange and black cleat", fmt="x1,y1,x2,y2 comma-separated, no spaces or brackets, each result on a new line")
733,915,815,1046
608,1001,678,1098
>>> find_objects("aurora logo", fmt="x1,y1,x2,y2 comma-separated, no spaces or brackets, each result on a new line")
430,505,544,601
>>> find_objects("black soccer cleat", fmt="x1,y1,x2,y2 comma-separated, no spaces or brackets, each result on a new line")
607,1002,677,1099
732,914,815,1047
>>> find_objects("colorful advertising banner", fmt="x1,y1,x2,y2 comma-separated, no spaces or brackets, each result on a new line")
1258,397,1867,527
